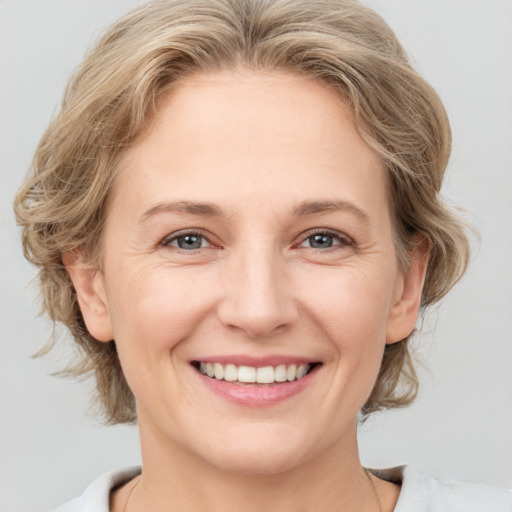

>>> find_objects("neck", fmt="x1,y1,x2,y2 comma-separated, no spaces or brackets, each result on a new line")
123,413,385,512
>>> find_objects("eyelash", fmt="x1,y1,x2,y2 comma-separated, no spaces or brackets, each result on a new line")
160,230,215,251
297,229,353,250
160,228,354,253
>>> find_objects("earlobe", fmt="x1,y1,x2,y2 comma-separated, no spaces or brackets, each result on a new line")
386,236,430,344
62,252,114,342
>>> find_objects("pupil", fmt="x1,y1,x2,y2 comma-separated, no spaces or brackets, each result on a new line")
310,234,333,248
178,235,202,249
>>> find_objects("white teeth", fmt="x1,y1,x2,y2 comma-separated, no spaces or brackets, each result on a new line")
275,364,287,382
256,366,274,384
296,364,308,379
238,365,256,383
286,364,297,381
197,362,313,384
213,363,224,380
224,364,238,382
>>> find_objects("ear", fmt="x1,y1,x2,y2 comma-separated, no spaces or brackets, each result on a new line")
62,251,114,342
386,236,430,344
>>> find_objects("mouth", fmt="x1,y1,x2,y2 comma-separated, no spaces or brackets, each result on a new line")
191,361,322,385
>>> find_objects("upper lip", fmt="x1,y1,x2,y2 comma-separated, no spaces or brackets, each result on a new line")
190,355,320,367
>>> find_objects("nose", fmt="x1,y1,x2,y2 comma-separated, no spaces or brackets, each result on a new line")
217,246,299,339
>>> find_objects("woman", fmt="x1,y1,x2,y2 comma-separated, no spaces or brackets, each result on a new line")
13,0,511,510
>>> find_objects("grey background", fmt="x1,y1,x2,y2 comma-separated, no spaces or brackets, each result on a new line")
1,1,511,510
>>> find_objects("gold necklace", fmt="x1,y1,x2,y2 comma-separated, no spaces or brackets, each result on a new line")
365,468,383,512
123,471,382,512
122,477,140,512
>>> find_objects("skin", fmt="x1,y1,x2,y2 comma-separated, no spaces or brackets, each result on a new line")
65,69,428,511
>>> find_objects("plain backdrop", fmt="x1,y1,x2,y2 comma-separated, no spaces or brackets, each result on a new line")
1,1,511,510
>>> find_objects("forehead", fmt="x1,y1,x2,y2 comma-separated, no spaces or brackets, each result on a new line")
113,69,388,222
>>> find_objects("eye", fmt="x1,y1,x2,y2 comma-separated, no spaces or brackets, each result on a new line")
162,231,212,251
299,230,351,250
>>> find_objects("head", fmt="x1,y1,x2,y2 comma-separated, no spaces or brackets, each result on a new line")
15,0,468,434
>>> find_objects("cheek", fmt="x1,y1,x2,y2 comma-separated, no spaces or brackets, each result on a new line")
298,265,395,409
106,263,220,356
298,264,395,346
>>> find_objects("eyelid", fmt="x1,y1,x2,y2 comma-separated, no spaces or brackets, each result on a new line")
158,227,353,251
296,228,354,248
160,228,219,249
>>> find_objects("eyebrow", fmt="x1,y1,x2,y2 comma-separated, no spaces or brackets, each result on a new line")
293,200,371,224
140,199,371,224
140,201,224,222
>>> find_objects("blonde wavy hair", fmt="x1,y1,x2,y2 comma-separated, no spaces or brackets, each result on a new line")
14,0,469,424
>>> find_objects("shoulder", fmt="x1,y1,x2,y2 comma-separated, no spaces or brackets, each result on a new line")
49,466,141,512
373,466,512,512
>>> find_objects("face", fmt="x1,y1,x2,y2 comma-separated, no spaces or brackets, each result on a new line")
69,70,426,474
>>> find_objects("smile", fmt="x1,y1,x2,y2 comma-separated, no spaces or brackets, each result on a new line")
195,362,313,384
191,359,322,406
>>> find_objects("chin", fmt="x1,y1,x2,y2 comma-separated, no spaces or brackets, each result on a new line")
207,448,306,475
196,424,323,475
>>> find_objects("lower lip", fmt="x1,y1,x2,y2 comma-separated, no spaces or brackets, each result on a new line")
195,369,318,407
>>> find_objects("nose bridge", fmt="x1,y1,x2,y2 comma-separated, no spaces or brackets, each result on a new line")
218,237,297,338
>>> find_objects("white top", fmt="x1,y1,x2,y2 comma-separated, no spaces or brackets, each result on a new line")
50,465,512,511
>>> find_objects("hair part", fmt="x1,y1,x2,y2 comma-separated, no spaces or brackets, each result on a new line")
14,0,469,424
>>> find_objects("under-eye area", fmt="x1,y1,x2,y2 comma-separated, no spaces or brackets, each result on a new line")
191,361,323,385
